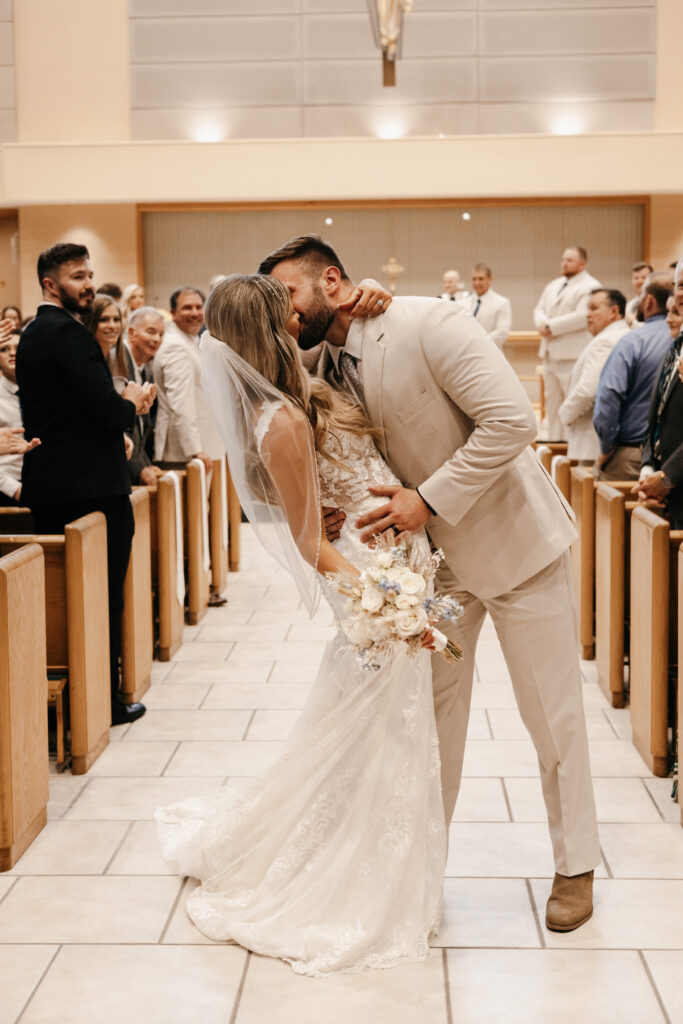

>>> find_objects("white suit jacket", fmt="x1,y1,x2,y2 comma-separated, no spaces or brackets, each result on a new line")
558,318,630,461
318,298,576,599
467,288,512,349
533,269,601,362
153,323,224,462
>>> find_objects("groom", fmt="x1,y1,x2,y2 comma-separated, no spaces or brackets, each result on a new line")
259,234,601,933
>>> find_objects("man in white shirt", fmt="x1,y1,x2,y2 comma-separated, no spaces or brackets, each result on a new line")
467,263,512,350
0,330,23,505
625,261,653,327
534,245,601,440
153,286,224,473
558,289,629,464
439,269,468,305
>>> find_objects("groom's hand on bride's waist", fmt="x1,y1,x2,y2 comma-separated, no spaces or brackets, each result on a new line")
356,485,433,543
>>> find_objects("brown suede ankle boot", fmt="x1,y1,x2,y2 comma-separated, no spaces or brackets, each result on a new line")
545,870,594,932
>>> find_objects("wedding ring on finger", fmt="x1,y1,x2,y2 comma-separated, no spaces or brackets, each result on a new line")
376,299,384,308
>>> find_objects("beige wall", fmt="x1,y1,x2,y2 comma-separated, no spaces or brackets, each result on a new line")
0,211,19,311
654,0,683,130
649,196,683,270
13,0,130,143
18,205,138,314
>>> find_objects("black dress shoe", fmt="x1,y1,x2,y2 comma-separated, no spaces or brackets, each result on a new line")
111,701,147,726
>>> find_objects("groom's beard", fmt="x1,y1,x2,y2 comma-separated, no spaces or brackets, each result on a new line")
297,286,335,351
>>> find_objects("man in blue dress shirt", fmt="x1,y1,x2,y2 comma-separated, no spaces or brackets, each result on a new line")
593,272,673,480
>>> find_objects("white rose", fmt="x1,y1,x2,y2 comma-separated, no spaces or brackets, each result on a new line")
395,592,420,609
398,571,427,596
361,585,384,613
366,616,393,642
343,616,373,646
376,551,394,569
393,606,429,639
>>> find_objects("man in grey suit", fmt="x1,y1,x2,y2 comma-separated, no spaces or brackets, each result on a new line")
260,235,600,935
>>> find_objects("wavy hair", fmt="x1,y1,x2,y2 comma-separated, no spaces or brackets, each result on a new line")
83,294,127,378
204,274,380,462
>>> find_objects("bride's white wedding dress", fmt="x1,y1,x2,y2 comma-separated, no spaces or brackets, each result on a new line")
156,401,447,977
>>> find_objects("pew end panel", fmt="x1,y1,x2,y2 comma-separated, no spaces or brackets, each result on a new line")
226,462,241,573
64,513,111,774
569,467,596,660
595,485,629,707
183,462,210,626
209,457,228,596
0,544,49,871
551,455,573,504
153,476,184,661
629,507,677,777
121,489,153,704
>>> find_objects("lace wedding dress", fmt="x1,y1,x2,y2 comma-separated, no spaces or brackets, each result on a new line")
156,401,447,977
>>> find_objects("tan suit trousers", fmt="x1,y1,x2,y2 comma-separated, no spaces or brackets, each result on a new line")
431,551,600,877
542,358,575,441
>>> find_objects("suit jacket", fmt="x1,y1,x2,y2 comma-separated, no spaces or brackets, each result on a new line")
16,303,136,507
122,346,155,485
558,318,630,460
317,297,576,599
153,322,224,462
533,269,601,362
641,339,683,528
466,288,512,349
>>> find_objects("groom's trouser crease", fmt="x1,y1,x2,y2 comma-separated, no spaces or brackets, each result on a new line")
432,552,600,877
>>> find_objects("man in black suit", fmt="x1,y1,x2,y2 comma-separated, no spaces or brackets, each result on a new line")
632,289,683,528
122,306,165,487
16,243,155,725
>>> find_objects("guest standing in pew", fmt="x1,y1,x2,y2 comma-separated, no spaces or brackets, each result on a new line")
632,283,683,527
592,272,673,481
122,307,165,488
16,242,155,726
0,324,25,506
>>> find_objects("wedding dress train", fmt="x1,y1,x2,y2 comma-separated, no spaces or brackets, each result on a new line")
156,404,447,976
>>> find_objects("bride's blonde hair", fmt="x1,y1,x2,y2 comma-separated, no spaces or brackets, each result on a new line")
204,274,380,459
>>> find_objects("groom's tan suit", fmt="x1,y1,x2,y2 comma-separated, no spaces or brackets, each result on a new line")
318,297,600,876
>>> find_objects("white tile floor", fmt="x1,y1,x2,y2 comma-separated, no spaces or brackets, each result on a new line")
2,525,682,1023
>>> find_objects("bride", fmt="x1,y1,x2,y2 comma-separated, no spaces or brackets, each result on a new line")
156,274,447,977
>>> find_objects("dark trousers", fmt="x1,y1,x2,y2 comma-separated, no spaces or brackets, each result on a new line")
31,495,135,705
0,491,20,507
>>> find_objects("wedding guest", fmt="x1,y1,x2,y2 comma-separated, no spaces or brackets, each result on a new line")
1,306,21,331
83,294,128,379
16,242,155,725
593,272,673,480
534,246,600,440
123,307,165,487
466,263,512,349
0,330,24,505
558,289,629,465
632,287,683,526
121,283,145,331
97,282,123,302
625,262,653,326
439,269,468,304
153,286,223,474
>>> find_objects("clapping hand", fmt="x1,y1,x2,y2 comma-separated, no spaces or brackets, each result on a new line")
338,279,392,320
122,380,157,415
0,427,40,456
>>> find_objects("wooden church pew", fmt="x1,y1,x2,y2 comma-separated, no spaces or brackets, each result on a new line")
0,544,49,870
0,513,110,775
146,474,185,662
120,488,154,704
209,456,228,597
226,462,241,573
629,506,683,777
569,467,595,659
178,460,210,626
551,454,573,503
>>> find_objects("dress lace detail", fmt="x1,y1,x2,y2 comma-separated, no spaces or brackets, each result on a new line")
156,414,447,977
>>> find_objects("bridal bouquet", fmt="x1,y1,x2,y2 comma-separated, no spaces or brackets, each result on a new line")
327,534,463,670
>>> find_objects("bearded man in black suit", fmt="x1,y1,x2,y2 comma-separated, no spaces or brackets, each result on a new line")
16,243,155,725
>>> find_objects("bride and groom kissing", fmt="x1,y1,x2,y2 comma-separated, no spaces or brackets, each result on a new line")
156,234,600,977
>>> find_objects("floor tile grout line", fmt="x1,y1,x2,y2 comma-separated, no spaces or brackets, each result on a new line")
159,741,182,776
599,845,614,879
0,875,18,906
198,685,214,710
158,876,188,945
442,946,453,1024
242,710,257,741
638,949,673,1024
265,661,277,683
228,950,251,1024
483,708,495,740
58,777,93,821
524,877,546,948
640,778,667,822
102,821,135,875
14,944,62,1024
500,778,515,822
601,707,622,739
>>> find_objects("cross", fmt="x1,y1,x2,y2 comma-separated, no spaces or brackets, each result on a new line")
382,255,405,294
368,0,413,87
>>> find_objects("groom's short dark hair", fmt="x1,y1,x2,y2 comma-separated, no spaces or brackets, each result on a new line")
258,234,349,281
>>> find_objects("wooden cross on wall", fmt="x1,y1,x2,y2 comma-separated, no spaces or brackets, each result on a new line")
367,0,413,87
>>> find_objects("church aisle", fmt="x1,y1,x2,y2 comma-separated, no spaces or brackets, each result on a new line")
2,526,683,1023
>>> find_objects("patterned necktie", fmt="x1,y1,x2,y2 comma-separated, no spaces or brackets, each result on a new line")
339,351,366,409
473,298,481,318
